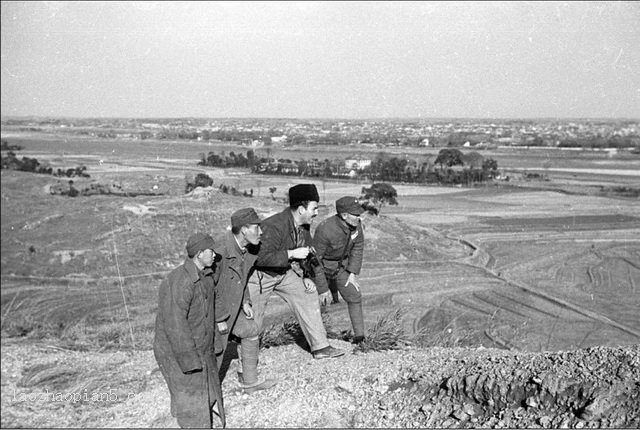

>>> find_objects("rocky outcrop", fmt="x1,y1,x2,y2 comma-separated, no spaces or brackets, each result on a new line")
351,345,640,428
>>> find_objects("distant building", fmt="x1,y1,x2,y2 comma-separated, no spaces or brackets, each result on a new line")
344,158,371,170
271,135,288,143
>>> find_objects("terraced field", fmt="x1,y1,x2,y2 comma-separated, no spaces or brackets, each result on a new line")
1,133,639,354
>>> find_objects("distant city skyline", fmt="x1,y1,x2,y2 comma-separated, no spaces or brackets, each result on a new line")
2,1,639,119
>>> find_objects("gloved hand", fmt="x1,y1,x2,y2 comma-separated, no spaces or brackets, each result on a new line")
303,278,317,294
217,321,229,335
318,291,331,306
242,302,254,319
345,272,361,292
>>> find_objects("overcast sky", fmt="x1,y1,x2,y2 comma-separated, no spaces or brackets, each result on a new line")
1,1,639,119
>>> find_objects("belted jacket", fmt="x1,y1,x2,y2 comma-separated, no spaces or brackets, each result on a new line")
312,214,364,294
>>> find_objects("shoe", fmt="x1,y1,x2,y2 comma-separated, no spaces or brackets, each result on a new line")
242,377,278,394
312,345,345,359
352,336,365,345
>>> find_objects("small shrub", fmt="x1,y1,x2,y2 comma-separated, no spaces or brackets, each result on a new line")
185,173,213,193
355,307,411,353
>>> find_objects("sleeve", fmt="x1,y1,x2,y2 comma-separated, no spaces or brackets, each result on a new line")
214,286,230,322
242,273,252,306
213,261,230,323
311,226,330,294
345,223,365,275
161,275,202,373
255,220,290,269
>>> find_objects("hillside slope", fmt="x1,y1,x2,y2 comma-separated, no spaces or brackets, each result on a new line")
2,339,638,428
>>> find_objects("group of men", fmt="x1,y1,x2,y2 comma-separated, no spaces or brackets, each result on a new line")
153,183,367,428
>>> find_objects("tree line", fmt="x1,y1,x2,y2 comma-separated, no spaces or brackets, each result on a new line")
198,148,500,186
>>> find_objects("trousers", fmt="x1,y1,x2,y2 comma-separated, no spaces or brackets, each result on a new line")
247,268,330,352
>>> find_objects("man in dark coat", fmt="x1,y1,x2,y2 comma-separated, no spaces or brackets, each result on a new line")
214,208,277,393
245,184,345,362
153,233,226,428
313,196,366,344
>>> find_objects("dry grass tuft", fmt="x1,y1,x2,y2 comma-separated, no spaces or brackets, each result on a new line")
18,363,80,389
355,307,412,353
259,313,340,349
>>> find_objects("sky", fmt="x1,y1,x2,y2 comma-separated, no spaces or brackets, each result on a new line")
1,1,639,119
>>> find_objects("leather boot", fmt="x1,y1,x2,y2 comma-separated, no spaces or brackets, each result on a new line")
347,301,365,339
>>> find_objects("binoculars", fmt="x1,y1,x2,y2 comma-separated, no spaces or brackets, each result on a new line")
306,246,320,266
299,246,319,277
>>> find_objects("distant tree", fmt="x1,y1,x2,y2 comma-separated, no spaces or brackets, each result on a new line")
461,151,484,169
360,183,398,214
435,148,464,169
185,173,213,193
482,158,499,178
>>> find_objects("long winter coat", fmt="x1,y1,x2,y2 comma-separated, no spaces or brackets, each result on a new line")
214,231,260,354
153,258,225,428
312,215,364,294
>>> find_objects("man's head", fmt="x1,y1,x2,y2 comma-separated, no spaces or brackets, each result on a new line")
336,196,364,228
231,207,262,246
289,184,319,225
186,232,217,268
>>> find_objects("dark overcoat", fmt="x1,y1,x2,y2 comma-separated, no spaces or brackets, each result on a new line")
214,231,260,354
153,258,225,428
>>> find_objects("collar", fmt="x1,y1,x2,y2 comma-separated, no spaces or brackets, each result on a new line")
233,234,247,254
335,214,354,233
224,231,245,259
183,257,212,283
287,208,301,229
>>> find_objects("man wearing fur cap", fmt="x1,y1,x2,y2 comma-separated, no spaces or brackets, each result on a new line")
153,232,226,428
244,184,345,369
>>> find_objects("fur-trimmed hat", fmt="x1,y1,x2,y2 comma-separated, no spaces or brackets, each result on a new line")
289,184,319,207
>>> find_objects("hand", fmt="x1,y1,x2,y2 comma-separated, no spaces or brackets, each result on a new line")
217,321,229,335
319,291,331,306
289,246,310,260
303,278,317,294
345,272,361,292
242,302,254,319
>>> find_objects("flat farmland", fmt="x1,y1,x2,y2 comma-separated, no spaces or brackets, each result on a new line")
1,132,639,353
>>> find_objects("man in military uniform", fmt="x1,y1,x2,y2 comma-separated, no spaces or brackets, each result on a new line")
214,208,277,393
153,233,226,428
245,184,345,362
312,196,366,344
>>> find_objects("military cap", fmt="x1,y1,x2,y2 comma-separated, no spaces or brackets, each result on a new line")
336,196,365,215
231,207,262,229
186,232,218,258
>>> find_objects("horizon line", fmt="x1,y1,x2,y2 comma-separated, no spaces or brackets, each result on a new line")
2,115,639,122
